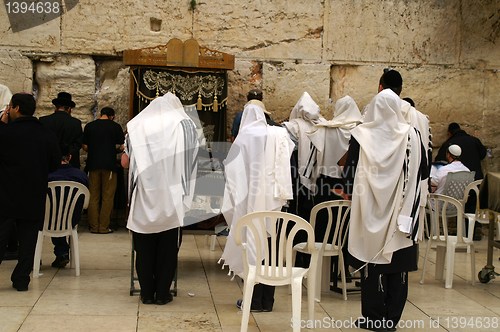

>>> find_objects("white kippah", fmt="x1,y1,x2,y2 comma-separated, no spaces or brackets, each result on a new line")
448,144,462,157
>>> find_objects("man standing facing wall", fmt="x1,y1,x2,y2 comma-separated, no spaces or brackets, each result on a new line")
83,107,125,234
343,70,428,331
40,92,83,169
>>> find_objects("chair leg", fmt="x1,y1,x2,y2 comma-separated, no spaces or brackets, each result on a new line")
290,251,297,295
339,253,348,300
306,269,316,323
420,238,432,284
32,232,44,278
466,215,475,253
435,245,446,281
470,244,476,286
291,277,303,332
71,230,80,277
315,256,325,302
240,276,255,332
444,244,455,289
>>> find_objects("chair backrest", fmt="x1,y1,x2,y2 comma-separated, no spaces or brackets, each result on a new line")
427,193,466,243
462,179,482,211
442,171,475,200
309,200,351,253
43,181,90,236
442,171,475,215
233,211,315,282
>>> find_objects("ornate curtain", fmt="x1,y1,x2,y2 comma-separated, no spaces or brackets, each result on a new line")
131,67,228,142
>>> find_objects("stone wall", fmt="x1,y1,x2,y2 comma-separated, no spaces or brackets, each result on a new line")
0,0,498,171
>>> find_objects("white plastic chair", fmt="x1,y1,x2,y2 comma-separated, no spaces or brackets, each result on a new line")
420,194,475,289
33,181,90,277
234,211,318,332
293,200,351,302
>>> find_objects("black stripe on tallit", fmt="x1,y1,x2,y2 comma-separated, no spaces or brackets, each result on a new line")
180,119,198,196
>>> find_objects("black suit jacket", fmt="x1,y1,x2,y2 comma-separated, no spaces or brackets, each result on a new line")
0,117,60,222
40,111,83,168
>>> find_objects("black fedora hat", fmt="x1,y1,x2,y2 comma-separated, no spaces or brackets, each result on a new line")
52,92,76,108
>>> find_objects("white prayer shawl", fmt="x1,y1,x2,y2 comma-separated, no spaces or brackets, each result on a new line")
0,84,12,112
348,89,422,264
400,100,431,240
220,103,294,278
126,92,199,234
308,96,362,178
282,92,326,191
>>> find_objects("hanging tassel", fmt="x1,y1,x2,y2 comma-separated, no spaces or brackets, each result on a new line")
213,94,218,112
197,92,202,111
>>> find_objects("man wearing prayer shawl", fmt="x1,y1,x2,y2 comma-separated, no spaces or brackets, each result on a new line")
342,70,428,331
220,102,294,312
307,95,363,200
282,92,326,221
121,92,199,305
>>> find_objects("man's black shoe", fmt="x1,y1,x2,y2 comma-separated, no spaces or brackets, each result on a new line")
236,299,263,312
51,255,70,268
155,293,173,305
141,297,154,304
12,283,28,292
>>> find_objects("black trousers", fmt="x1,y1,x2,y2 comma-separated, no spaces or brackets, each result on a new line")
0,217,39,287
360,266,408,328
132,228,181,301
251,283,275,311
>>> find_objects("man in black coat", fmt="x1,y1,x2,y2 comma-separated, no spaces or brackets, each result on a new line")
0,93,60,291
39,92,83,168
435,122,487,180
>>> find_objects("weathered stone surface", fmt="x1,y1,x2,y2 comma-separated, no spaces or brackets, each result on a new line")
193,1,324,60
60,0,192,54
460,0,500,68
0,6,60,52
482,70,500,172
326,0,460,65
226,60,263,129
95,60,129,130
0,49,33,93
262,62,330,123
35,55,95,124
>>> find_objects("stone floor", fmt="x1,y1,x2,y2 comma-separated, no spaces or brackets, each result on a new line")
1,227,499,332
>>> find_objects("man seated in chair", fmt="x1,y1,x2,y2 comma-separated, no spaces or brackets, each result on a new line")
48,145,89,268
431,144,470,194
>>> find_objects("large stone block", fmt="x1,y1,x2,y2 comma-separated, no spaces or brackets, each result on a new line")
226,60,263,126
482,70,500,172
193,0,324,60
0,49,33,93
330,65,387,112
35,55,95,124
0,4,60,52
95,60,129,130
325,0,460,65
262,62,330,123
460,0,500,68
60,0,192,54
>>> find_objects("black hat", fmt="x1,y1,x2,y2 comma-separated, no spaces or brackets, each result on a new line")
52,92,76,108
